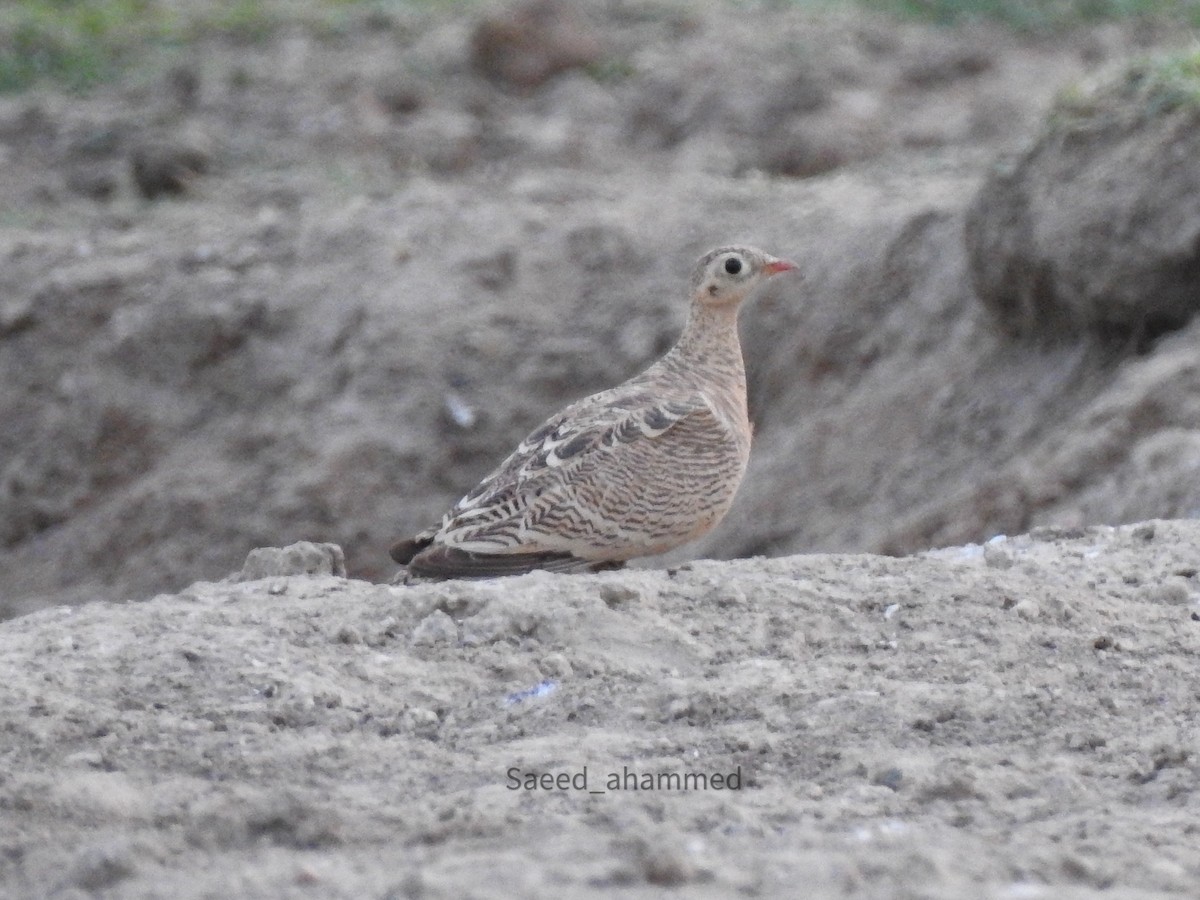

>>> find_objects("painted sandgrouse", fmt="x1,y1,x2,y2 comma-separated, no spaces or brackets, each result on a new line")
391,245,797,578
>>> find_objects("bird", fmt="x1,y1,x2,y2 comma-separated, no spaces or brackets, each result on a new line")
391,245,797,579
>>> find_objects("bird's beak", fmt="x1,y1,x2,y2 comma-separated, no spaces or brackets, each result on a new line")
763,258,798,276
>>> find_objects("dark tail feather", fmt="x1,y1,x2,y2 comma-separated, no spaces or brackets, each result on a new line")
389,535,431,564
406,544,610,579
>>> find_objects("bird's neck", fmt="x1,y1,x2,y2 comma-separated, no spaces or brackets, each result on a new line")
668,300,748,417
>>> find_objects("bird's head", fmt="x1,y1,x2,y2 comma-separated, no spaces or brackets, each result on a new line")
689,245,797,309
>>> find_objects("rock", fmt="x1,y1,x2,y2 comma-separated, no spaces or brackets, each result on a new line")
900,35,993,87
392,108,480,173
598,583,639,608
372,72,424,115
411,609,459,646
983,541,1014,570
755,126,849,178
471,0,604,90
65,164,120,201
235,542,347,580
0,297,36,337
1139,577,1190,606
965,54,1200,339
463,248,517,291
130,138,210,199
625,830,698,887
66,125,125,161
539,651,572,678
1012,598,1040,620
68,840,136,891
1131,522,1156,541
166,65,202,111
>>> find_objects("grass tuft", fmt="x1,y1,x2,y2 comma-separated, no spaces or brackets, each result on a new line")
0,0,163,93
854,0,1200,30
1121,46,1200,114
3,0,1198,95
1051,45,1200,128
0,0,459,94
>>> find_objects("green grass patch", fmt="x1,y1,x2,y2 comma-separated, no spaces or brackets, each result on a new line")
6,0,1196,95
854,0,1200,29
0,0,467,94
0,0,165,93
1122,46,1200,113
1052,45,1200,126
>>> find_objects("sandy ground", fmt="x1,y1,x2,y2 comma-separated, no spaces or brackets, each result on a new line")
3,0,1200,896
2,522,1198,898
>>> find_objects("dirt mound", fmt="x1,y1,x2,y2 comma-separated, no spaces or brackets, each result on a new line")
1,524,1197,896
966,52,1200,339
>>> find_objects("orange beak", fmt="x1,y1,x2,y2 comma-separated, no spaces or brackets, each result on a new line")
763,258,798,276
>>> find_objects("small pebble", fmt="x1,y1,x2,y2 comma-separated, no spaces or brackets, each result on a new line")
599,584,639,608
68,842,135,891
411,610,459,646
1139,578,1190,606
236,542,346,580
540,652,573,678
983,543,1013,569
714,585,746,608
1040,594,1074,621
1013,599,1040,620
64,750,105,769
402,707,440,737
874,767,904,791
633,833,696,887
130,139,210,199
0,297,36,336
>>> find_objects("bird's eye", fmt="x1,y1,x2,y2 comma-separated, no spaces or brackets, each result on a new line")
724,257,743,275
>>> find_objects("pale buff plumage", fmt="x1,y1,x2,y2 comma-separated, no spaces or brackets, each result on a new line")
391,245,797,578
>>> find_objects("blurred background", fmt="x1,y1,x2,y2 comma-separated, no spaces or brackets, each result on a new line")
2,0,1200,618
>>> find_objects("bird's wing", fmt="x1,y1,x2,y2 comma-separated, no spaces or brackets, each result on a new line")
430,386,718,555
